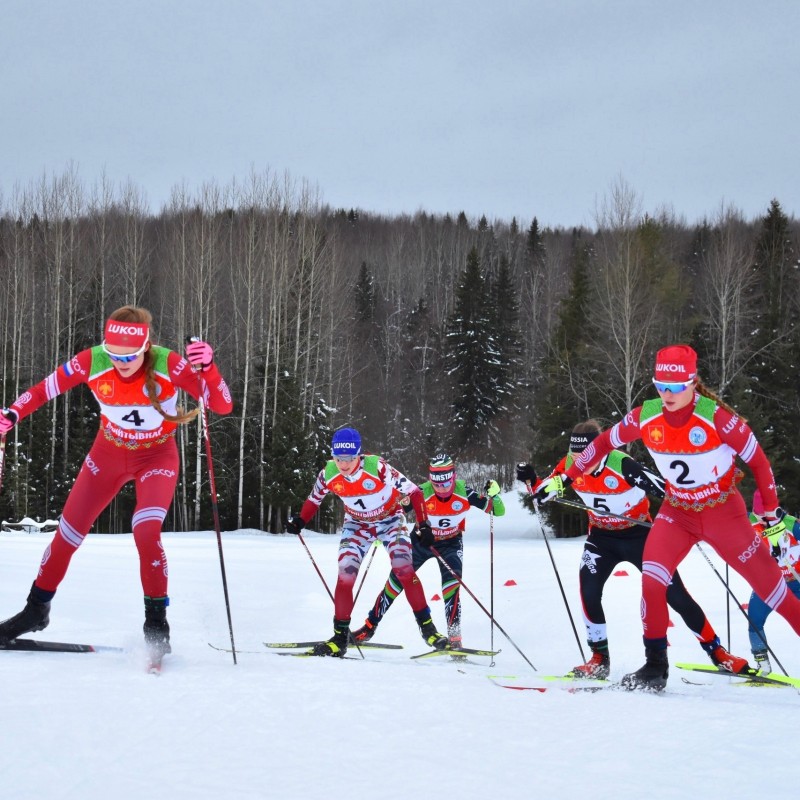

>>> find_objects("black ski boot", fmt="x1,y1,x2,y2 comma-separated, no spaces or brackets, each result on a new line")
415,608,448,650
312,618,350,657
621,646,669,691
0,583,53,643
143,596,172,659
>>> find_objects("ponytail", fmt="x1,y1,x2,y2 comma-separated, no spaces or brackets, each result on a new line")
695,379,741,419
108,305,200,426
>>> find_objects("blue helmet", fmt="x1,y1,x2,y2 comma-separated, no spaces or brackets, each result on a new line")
331,427,362,458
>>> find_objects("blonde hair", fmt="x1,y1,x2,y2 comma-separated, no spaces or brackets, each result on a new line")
107,306,200,425
695,378,741,419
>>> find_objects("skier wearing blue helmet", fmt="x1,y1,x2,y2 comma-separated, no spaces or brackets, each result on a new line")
286,427,447,656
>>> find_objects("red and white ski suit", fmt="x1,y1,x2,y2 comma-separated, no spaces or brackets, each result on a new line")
8,346,233,597
565,394,800,644
298,455,430,621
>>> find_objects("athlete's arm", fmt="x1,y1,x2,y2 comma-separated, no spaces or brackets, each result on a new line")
8,350,92,422
168,352,233,415
620,455,665,498
715,407,779,511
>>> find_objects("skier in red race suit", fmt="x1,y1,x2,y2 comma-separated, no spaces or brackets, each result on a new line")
285,427,448,657
0,306,233,659
534,344,800,690
519,419,748,680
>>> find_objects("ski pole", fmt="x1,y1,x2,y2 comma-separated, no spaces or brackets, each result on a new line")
293,530,366,658
189,338,237,665
0,433,6,497
489,505,495,666
552,496,652,528
353,540,377,606
531,494,586,663
693,542,789,676
429,545,537,672
296,531,334,601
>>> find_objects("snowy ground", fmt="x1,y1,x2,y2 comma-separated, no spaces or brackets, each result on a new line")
1,491,797,800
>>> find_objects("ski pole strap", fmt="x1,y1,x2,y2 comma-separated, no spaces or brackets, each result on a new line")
552,496,653,528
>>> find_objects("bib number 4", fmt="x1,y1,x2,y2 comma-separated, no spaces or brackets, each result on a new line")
121,409,146,427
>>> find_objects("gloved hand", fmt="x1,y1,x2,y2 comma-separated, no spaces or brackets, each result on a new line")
760,510,786,546
484,480,500,497
533,474,572,503
185,339,215,372
285,515,305,535
0,408,18,435
417,520,435,548
516,463,538,484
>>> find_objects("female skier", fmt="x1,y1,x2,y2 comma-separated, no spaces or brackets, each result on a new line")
0,306,233,661
534,344,800,690
351,453,505,650
519,419,748,680
285,427,448,656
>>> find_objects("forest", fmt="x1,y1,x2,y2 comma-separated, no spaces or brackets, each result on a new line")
1,168,798,535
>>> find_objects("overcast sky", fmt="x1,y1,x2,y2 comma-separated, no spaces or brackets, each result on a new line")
2,1,798,229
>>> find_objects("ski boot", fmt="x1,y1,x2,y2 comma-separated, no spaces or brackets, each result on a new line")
753,650,772,675
620,645,669,692
311,619,350,657
702,636,749,674
415,608,448,650
143,596,172,662
0,583,53,643
350,619,377,644
570,640,610,679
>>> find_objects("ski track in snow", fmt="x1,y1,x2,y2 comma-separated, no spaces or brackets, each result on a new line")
0,492,796,800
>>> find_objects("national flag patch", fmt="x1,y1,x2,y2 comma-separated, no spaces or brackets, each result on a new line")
63,361,74,377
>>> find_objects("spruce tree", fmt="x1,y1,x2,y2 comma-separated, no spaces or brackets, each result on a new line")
445,247,501,453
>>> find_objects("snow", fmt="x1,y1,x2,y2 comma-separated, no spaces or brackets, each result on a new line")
1,491,796,800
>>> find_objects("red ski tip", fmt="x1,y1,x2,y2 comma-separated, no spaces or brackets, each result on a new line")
430,594,442,601
504,579,517,586
613,570,629,576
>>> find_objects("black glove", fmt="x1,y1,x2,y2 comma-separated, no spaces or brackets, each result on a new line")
417,520,435,548
516,463,538,484
772,544,782,561
285,515,305,535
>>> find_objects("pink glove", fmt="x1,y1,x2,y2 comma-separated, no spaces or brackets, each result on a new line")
0,409,18,435
185,340,214,372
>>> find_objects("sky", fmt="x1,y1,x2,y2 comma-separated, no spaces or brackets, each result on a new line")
1,491,797,800
1,1,798,229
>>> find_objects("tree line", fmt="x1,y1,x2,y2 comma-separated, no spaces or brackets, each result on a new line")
1,169,798,535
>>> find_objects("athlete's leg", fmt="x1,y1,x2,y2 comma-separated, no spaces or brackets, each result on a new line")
434,537,464,645
334,519,375,620
130,442,179,598
640,511,699,645
36,438,129,593
700,495,800,637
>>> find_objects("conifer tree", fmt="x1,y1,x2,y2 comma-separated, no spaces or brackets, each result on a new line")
445,247,501,452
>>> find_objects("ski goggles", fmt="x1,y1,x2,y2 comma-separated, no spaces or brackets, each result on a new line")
101,338,149,363
332,454,359,463
652,378,694,394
